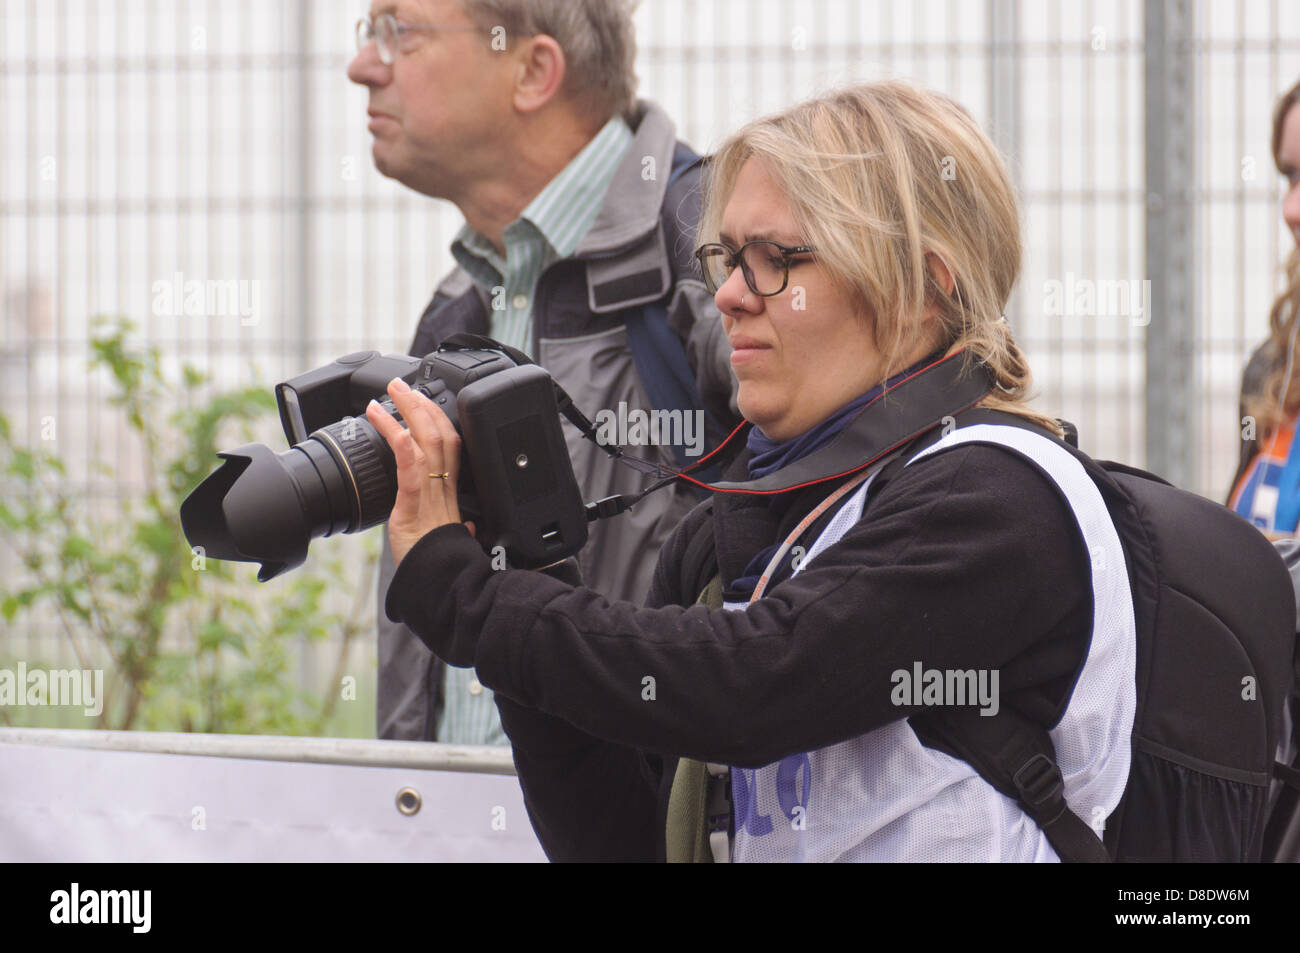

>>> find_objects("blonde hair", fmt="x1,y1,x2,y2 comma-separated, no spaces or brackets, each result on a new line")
1245,77,1300,439
460,0,639,123
699,81,1060,434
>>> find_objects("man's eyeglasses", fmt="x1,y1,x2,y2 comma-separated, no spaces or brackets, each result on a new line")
694,240,817,297
355,12,478,65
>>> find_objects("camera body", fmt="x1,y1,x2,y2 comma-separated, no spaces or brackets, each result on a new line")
181,345,588,581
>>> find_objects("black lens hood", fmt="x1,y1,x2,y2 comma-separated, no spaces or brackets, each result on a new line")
181,442,316,582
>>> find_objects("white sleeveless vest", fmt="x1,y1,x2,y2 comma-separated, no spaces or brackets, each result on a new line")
724,424,1137,862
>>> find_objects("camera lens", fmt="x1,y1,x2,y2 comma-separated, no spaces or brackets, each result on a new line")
311,410,400,533
180,413,398,581
178,348,547,582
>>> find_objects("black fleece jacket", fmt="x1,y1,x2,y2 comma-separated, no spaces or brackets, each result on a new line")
385,440,1093,862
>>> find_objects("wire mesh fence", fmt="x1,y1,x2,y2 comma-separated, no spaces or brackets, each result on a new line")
2,0,1298,735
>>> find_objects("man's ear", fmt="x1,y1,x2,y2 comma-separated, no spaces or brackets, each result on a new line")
512,34,567,114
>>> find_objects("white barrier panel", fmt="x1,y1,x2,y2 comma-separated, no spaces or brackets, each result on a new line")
0,730,545,862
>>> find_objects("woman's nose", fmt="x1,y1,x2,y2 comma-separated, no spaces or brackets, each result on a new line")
714,266,756,316
1284,182,1300,243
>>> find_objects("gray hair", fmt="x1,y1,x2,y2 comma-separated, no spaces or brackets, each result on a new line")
460,0,639,122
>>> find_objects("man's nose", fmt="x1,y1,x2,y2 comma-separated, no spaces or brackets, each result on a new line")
347,41,389,87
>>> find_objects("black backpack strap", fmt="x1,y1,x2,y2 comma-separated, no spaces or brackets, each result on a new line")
1266,751,1300,862
1275,759,1300,790
910,708,1110,862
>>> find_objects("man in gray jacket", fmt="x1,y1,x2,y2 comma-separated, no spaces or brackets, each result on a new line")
348,0,737,742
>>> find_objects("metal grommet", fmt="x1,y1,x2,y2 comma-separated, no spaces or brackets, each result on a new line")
395,786,422,816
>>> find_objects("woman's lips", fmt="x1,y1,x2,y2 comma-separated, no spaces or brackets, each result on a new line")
729,339,771,366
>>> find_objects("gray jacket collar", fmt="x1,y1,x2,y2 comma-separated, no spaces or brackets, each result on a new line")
577,100,689,314
576,99,681,256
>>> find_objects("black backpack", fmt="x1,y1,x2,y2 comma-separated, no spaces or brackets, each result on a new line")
880,409,1300,862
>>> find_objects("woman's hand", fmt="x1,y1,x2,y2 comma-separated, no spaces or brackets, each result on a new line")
365,378,475,568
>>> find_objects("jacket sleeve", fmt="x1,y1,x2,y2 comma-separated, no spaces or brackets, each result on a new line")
493,698,666,861
484,507,710,862
375,533,440,740
385,443,1091,770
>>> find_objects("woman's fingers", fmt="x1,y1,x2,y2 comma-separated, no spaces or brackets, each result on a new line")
420,390,463,485
383,380,465,522
387,380,444,474
364,398,404,448
363,381,469,566
414,390,464,523
365,399,413,470
365,400,422,516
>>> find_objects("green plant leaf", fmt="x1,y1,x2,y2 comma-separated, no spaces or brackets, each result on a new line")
197,620,248,656
60,535,96,563
8,449,35,479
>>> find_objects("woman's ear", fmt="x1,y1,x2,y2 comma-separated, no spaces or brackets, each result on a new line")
921,252,956,334
925,251,956,297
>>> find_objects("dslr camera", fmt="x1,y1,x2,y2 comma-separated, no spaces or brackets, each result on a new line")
181,342,589,581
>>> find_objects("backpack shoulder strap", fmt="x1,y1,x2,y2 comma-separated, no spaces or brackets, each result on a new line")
908,709,1110,862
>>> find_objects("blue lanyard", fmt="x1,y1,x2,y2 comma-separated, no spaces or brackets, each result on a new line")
1271,427,1300,532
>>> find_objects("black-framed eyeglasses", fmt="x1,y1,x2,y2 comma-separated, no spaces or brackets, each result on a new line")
694,240,817,297
355,12,478,65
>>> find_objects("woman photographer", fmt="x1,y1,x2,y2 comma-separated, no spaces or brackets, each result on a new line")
366,81,1132,862
1230,78,1300,534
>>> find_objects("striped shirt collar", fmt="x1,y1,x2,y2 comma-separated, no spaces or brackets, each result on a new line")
452,115,634,280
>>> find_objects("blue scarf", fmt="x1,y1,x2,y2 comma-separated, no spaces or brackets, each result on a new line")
726,351,943,600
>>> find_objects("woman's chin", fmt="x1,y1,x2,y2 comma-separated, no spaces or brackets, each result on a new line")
737,393,770,431
739,403,792,440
